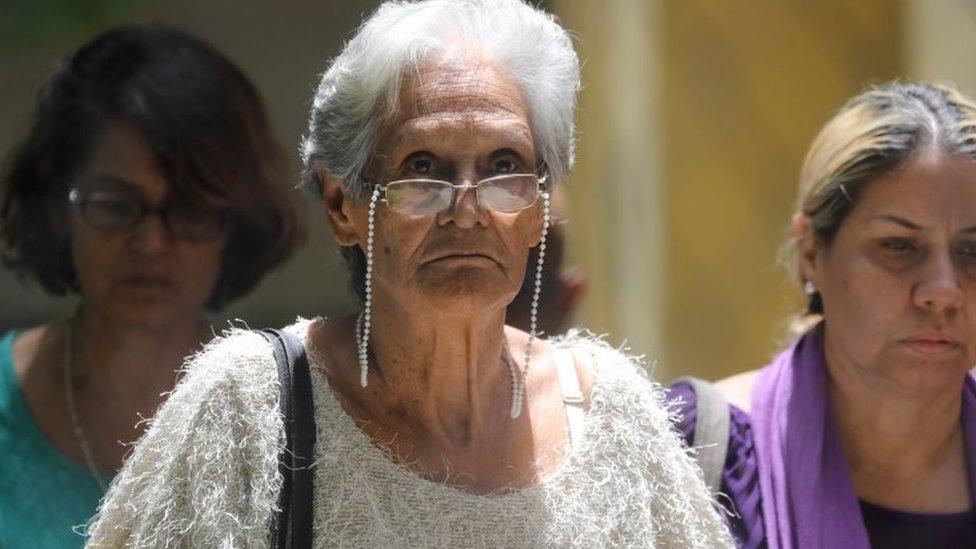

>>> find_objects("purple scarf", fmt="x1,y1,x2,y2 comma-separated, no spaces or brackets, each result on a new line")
751,325,976,549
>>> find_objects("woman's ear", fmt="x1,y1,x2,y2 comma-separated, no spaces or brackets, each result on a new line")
318,164,361,247
791,213,819,287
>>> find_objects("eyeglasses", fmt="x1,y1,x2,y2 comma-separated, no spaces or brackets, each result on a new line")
377,173,546,215
68,188,226,242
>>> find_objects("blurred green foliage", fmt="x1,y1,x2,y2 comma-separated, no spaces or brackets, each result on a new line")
1,0,148,54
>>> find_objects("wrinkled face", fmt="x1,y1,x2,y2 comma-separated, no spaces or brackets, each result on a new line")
349,58,543,314
802,152,976,396
67,123,228,327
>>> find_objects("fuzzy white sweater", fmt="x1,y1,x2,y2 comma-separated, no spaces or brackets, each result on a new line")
85,321,732,548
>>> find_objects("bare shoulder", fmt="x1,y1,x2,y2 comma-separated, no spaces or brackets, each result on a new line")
553,336,632,407
562,343,597,401
713,369,759,413
505,325,600,405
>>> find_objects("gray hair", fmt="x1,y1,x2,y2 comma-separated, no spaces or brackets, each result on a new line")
301,0,580,199
785,81,976,317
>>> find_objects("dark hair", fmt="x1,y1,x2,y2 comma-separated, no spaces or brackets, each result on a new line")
0,24,305,309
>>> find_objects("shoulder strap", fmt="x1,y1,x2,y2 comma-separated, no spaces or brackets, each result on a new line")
553,348,585,452
259,329,316,549
670,376,729,495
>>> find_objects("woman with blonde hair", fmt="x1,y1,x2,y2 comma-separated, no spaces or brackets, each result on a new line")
671,82,976,548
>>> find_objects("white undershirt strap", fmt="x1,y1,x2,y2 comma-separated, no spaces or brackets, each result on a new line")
553,348,585,451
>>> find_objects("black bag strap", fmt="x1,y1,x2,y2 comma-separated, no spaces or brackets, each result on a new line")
669,376,730,495
259,329,316,549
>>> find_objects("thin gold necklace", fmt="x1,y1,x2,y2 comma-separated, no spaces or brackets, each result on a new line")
62,318,109,493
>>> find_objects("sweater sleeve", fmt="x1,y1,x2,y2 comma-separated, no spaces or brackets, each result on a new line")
85,330,283,549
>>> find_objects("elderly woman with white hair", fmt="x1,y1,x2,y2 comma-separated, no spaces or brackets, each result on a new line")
86,1,732,546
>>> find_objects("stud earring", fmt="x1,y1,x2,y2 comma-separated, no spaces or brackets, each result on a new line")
804,280,816,296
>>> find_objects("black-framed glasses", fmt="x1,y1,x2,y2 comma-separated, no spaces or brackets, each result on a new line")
68,188,226,242
377,173,546,215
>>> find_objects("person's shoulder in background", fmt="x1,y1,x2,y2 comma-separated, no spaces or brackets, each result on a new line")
714,370,758,413
85,326,283,547
665,372,766,549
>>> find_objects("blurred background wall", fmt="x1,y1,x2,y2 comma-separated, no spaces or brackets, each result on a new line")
555,0,976,379
2,0,975,380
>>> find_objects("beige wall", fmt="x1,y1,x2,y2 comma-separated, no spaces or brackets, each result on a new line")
552,0,668,372
554,0,903,380
905,0,976,96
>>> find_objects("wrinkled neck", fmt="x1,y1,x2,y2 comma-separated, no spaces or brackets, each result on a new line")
365,299,514,446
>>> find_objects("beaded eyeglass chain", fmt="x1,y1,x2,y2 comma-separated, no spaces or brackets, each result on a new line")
356,186,550,419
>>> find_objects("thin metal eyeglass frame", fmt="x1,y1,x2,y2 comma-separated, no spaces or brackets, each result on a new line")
67,188,225,242
374,173,548,214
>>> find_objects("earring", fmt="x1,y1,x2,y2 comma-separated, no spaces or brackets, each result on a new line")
804,280,816,296
509,190,550,419
357,186,380,388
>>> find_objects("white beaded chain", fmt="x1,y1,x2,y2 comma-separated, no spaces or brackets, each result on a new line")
354,187,551,419
357,186,380,388
509,191,550,418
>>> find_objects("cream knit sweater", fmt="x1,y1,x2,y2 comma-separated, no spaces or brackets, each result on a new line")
86,321,732,548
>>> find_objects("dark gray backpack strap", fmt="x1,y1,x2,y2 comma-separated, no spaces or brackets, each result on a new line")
671,376,730,495
259,329,316,549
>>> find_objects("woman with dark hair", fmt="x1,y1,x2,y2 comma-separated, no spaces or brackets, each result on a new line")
0,24,304,546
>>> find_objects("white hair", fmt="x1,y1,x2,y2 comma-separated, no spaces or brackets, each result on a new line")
301,0,580,199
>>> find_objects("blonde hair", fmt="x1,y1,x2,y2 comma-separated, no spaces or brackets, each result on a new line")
784,81,976,319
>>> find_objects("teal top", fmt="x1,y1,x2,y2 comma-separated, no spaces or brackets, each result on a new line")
0,330,110,548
